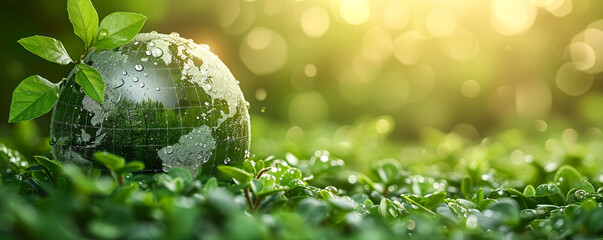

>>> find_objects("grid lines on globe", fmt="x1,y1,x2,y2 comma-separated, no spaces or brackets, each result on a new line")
50,33,250,178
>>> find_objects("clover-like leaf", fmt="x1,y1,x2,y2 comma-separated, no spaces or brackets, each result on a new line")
217,165,253,183
115,161,145,175
67,0,99,47
93,12,147,50
93,151,125,170
169,167,193,184
18,36,73,65
75,63,105,104
553,165,583,195
9,75,59,123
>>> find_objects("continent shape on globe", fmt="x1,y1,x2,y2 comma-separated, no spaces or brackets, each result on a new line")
50,32,251,178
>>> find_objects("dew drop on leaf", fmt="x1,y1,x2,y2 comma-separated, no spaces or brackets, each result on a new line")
97,29,108,40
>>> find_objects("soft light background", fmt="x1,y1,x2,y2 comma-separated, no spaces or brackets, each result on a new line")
1,0,603,164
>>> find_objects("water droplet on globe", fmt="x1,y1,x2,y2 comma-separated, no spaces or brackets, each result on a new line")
145,50,152,56
224,157,231,165
49,137,57,146
245,101,250,109
122,71,128,76
135,64,144,71
112,78,124,89
165,146,174,154
133,77,139,82
150,30,158,34
97,29,108,40
111,93,122,103
134,41,139,45
170,32,180,37
140,83,145,88
152,48,163,57
155,88,160,91
149,42,155,47
144,73,149,77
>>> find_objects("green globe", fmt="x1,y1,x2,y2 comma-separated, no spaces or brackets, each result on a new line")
50,32,251,178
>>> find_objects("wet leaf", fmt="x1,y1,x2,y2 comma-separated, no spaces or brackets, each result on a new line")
18,36,72,65
9,75,59,123
93,12,147,49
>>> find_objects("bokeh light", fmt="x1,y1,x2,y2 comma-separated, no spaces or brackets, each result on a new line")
3,0,603,144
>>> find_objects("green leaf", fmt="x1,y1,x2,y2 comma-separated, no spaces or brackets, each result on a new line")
33,155,62,174
115,161,145,174
113,182,139,203
9,75,59,123
328,197,357,211
461,175,472,199
75,64,105,104
93,151,125,170
472,188,484,205
93,12,147,50
67,0,99,47
297,198,329,225
320,190,334,200
487,198,520,227
423,191,447,209
169,167,193,184
534,184,565,205
18,36,72,65
250,179,263,196
379,198,400,219
202,177,218,193
523,185,536,197
357,173,383,193
217,165,253,183
553,165,583,195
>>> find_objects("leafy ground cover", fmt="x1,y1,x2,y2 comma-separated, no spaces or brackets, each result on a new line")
1,117,603,239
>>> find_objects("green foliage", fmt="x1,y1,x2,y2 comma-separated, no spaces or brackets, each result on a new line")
8,75,59,123
8,0,146,122
2,134,603,239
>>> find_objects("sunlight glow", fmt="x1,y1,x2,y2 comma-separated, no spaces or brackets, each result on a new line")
339,0,370,25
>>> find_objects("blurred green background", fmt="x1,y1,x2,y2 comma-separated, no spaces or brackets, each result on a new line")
2,0,603,163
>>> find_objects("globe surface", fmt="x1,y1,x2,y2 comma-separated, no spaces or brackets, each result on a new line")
50,32,251,178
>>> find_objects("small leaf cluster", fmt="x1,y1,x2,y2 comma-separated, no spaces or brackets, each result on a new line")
9,0,146,123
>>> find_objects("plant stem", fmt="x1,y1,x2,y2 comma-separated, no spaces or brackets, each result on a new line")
75,47,93,64
117,174,124,186
256,167,271,179
244,188,255,211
